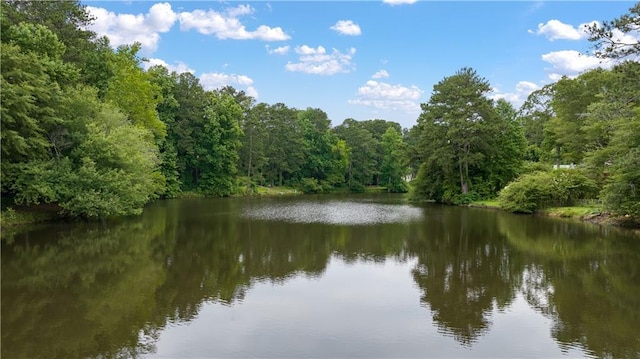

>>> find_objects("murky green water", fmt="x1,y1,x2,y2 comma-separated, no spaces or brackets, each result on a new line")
2,194,639,358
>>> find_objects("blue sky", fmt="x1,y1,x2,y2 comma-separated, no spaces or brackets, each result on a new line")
84,1,637,129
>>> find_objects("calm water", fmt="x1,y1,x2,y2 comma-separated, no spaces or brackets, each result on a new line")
2,194,639,359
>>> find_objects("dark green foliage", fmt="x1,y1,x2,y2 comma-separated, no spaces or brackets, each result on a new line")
263,103,307,186
4,92,164,218
299,178,323,194
498,170,598,213
601,147,640,216
197,93,243,196
411,68,523,203
380,127,408,193
333,119,377,190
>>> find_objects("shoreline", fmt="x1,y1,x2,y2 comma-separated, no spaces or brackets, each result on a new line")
468,201,640,229
2,193,638,230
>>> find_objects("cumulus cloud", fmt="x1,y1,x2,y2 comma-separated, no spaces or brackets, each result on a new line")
200,72,259,98
143,58,195,74
383,0,418,5
86,2,177,53
86,3,289,54
541,50,613,80
285,45,356,75
330,20,362,36
349,79,423,113
372,70,389,79
266,45,290,55
178,5,289,41
529,19,599,41
489,81,540,107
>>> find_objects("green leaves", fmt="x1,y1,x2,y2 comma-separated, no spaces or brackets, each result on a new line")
198,92,243,196
498,170,598,213
380,127,408,193
412,68,521,202
105,43,166,140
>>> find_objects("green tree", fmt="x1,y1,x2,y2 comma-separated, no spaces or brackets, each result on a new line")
105,43,165,140
545,70,611,165
518,85,554,162
586,2,640,59
333,119,377,191
1,0,96,66
263,103,307,186
147,65,182,197
197,92,243,196
5,87,164,218
380,127,408,192
241,103,269,189
326,138,350,187
170,72,208,189
412,67,504,203
590,63,640,216
360,119,403,184
488,99,527,192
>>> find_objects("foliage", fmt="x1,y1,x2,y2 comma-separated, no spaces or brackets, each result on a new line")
105,43,165,140
334,119,377,190
411,68,523,203
380,127,408,193
197,92,243,196
601,147,640,216
2,0,637,220
498,170,598,213
298,177,323,194
586,2,640,59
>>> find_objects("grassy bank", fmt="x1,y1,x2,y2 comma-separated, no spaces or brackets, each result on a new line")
469,200,639,228
468,200,501,209
539,206,602,219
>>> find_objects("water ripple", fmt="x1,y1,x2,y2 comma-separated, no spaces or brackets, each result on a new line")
243,200,423,225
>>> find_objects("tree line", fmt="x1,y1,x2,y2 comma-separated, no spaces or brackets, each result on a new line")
1,1,638,219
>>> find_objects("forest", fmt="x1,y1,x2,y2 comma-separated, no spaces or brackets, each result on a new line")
1,1,639,219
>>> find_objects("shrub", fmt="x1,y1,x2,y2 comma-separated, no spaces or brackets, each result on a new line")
498,169,598,213
299,178,322,194
348,182,365,193
521,161,553,175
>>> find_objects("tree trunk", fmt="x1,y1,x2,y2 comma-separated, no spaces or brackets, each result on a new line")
459,162,468,194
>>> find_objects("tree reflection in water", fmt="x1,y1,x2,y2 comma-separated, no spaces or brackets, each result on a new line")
2,197,639,358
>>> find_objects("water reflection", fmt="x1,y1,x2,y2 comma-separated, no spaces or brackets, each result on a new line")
243,197,423,225
499,215,640,358
2,195,639,358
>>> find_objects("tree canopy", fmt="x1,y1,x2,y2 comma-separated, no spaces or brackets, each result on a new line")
1,0,637,220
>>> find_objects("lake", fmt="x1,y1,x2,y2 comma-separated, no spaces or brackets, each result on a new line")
2,194,639,358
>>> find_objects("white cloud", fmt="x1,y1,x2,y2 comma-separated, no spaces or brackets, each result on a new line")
225,4,253,18
86,2,178,53
296,45,326,55
143,58,195,74
245,86,259,98
330,20,362,36
383,0,418,5
372,70,389,79
541,50,612,80
200,72,259,98
348,80,423,113
266,45,290,55
285,46,356,75
86,3,289,53
178,5,289,41
529,19,599,41
602,28,640,59
489,81,540,107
